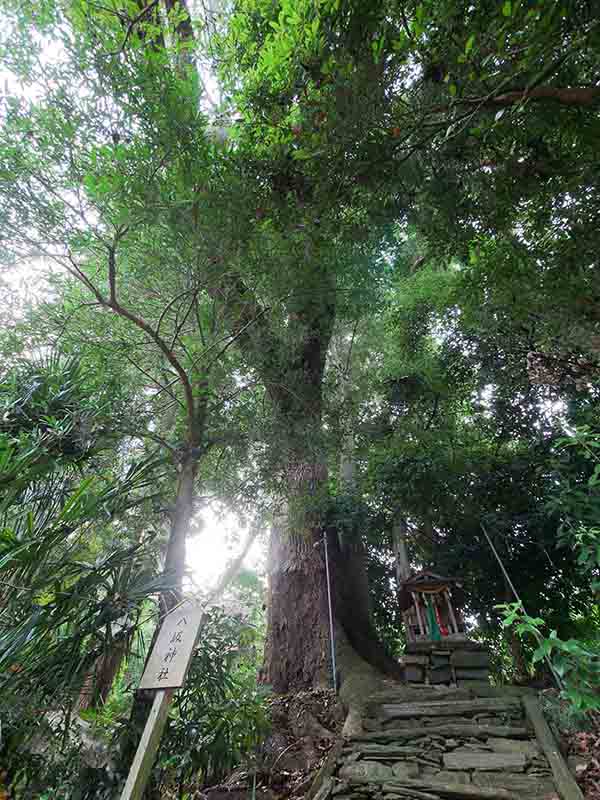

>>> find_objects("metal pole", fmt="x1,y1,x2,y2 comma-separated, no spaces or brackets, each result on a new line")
323,532,337,694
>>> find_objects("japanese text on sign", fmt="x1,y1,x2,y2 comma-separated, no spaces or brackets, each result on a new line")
139,601,203,690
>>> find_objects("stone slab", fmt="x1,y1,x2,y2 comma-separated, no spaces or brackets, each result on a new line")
383,780,520,800
405,640,485,654
472,774,556,797
382,698,522,720
352,724,530,743
339,761,394,783
451,652,491,669
406,666,426,682
443,751,527,772
372,688,472,705
391,763,420,780
456,682,492,690
487,739,539,758
430,667,453,685
454,670,490,681
360,745,426,757
434,772,471,785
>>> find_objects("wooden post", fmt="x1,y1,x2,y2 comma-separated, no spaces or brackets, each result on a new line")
444,589,459,635
121,601,204,800
523,696,584,800
411,591,425,636
120,689,174,800
402,610,414,641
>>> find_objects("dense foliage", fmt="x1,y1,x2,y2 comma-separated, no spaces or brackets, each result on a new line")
0,0,599,795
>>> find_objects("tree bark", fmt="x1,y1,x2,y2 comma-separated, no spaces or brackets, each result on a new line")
76,636,129,711
262,509,332,692
162,454,198,604
490,86,600,108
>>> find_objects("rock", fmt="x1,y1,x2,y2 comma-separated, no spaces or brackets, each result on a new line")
567,756,587,776
360,745,427,757
333,782,351,796
384,780,521,800
445,740,460,749
414,754,443,767
419,766,441,778
406,666,426,682
434,771,471,784
462,742,493,752
488,740,539,758
454,670,491,682
471,774,556,798
451,652,491,669
430,667,453,685
385,791,441,800
339,761,394,783
443,751,527,772
313,778,334,800
392,763,420,780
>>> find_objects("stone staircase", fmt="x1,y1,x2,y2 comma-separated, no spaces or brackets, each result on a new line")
312,685,583,800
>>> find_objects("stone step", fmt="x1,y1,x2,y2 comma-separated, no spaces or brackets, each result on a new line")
370,689,473,706
381,698,522,721
382,779,520,800
442,751,527,773
350,724,531,743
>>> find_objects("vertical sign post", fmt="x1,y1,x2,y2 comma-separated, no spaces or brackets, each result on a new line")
120,601,204,800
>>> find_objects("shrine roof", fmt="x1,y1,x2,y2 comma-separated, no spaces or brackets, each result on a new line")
399,569,462,591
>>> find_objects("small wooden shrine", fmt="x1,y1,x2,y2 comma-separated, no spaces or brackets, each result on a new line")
398,570,466,642
398,569,491,686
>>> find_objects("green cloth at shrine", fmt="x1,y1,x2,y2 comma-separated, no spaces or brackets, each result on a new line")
426,599,441,640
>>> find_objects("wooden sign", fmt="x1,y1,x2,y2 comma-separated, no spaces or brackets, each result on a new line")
121,601,204,800
139,600,204,690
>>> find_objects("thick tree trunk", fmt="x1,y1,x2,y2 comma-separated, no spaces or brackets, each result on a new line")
77,636,129,711
261,455,402,693
333,532,402,680
262,516,332,692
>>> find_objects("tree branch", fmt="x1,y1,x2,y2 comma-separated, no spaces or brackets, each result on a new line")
118,0,161,52
68,246,197,434
124,354,185,410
